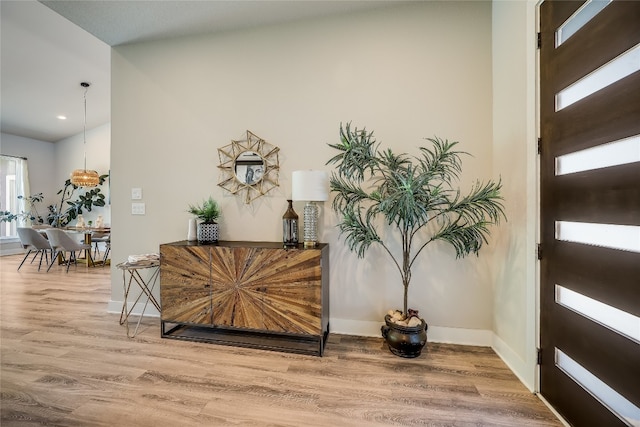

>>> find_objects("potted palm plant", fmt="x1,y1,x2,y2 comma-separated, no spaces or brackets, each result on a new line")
327,123,505,357
188,196,221,243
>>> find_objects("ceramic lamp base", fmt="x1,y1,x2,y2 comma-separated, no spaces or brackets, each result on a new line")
302,201,319,247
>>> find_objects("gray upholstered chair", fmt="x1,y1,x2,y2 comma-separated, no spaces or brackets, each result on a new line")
16,227,52,271
45,228,94,272
91,232,110,259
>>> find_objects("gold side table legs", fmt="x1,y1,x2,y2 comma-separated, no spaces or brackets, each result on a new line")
117,261,161,338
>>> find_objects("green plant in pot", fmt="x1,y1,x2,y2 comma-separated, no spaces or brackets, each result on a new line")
327,123,506,358
46,175,109,227
188,196,221,243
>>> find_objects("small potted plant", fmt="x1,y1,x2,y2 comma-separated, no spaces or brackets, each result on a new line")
188,196,221,243
327,123,505,358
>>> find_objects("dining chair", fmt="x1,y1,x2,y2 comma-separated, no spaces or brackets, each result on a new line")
101,237,111,266
16,227,52,271
45,228,94,272
91,231,111,266
91,231,109,257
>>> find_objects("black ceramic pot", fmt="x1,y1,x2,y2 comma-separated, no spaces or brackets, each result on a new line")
381,314,428,358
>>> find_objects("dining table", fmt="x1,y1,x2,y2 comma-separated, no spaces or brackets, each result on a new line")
64,226,111,265
32,225,110,267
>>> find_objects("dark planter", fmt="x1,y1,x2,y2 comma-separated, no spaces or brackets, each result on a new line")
197,222,219,243
381,314,428,358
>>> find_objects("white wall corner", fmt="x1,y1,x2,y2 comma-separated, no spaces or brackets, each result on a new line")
492,332,536,392
490,0,539,395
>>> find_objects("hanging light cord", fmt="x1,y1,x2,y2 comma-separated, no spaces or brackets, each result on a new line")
71,81,98,188
82,82,89,171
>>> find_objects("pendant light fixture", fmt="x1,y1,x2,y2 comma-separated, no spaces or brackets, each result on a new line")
70,82,99,187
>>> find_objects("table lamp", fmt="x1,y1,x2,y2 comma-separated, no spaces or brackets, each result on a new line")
292,170,329,248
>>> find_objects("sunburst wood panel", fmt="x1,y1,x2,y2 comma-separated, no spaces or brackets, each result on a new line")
160,245,212,324
210,247,322,334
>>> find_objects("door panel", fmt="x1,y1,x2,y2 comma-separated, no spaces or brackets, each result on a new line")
552,4,640,92
551,72,640,155
552,305,639,404
551,241,638,315
539,1,640,426
553,163,640,224
159,245,212,324
210,246,322,334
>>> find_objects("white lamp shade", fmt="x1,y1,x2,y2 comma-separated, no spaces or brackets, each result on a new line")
292,170,329,201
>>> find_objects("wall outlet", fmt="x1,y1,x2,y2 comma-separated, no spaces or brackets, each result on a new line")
131,202,145,215
131,187,143,200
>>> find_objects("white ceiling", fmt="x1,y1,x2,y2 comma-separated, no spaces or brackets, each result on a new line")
1,0,401,143
41,0,403,47
1,0,110,143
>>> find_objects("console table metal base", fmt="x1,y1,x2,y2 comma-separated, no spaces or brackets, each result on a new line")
161,321,329,357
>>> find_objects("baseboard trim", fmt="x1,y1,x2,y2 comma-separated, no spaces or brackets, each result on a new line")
491,333,535,392
330,318,493,346
107,300,160,318
537,393,571,427
106,312,494,346
0,248,25,256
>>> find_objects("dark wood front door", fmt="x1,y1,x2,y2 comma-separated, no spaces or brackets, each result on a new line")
539,1,640,426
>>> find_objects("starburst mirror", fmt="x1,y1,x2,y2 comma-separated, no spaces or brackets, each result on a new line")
218,130,280,204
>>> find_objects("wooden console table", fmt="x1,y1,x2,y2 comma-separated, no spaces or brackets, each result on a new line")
159,241,329,356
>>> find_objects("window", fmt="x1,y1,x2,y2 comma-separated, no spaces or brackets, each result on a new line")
0,155,30,238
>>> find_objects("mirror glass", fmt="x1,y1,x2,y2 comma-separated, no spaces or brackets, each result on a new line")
218,130,280,204
234,151,264,185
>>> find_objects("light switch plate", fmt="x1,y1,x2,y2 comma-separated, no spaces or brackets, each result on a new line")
131,188,142,200
131,202,145,215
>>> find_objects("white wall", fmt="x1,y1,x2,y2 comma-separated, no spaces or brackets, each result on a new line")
491,0,538,391
0,133,56,254
110,1,499,343
54,122,112,226
1,133,57,208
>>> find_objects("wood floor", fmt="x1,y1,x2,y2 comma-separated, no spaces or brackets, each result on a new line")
0,253,562,427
